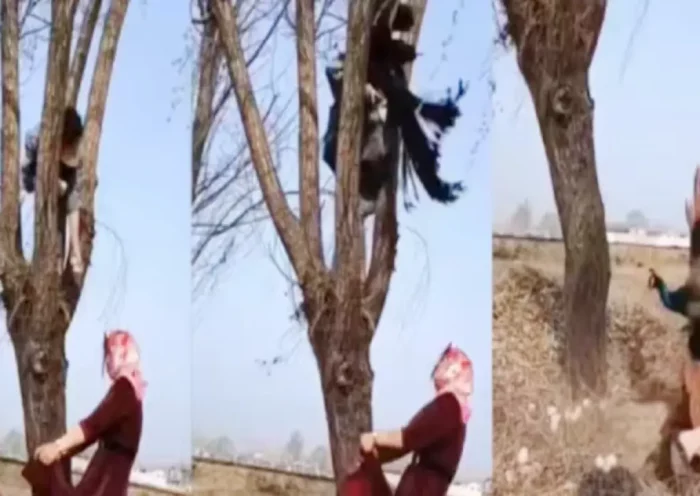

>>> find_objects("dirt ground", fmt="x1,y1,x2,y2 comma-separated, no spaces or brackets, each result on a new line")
493,236,696,495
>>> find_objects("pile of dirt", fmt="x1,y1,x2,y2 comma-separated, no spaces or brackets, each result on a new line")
492,263,689,495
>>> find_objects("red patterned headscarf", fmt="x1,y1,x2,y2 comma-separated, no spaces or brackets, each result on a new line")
431,343,473,423
103,330,146,401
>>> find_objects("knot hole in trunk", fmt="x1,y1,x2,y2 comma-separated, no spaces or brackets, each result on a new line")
550,82,594,126
30,347,49,380
335,356,374,395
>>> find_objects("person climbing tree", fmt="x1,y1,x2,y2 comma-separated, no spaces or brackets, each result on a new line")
341,344,472,495
21,330,145,496
21,106,86,275
648,166,700,318
322,0,465,218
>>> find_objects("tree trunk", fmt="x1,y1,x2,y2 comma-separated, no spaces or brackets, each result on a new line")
503,0,610,396
8,306,71,490
310,303,374,484
532,78,610,395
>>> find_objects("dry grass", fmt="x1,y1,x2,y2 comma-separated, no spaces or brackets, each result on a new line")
192,459,335,496
493,237,700,495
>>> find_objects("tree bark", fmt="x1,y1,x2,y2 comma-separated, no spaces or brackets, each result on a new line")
503,0,610,395
310,308,373,484
66,0,103,108
8,306,71,490
295,0,322,262
191,1,219,205
0,0,23,270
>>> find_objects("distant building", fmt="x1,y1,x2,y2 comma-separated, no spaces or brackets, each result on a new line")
493,227,689,249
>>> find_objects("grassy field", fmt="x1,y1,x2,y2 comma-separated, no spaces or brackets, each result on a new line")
492,236,697,495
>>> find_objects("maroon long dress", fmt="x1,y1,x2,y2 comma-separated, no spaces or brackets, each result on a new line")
342,393,466,496
23,377,143,496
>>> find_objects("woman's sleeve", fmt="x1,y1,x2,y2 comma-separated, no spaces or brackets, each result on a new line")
401,394,462,452
78,378,138,445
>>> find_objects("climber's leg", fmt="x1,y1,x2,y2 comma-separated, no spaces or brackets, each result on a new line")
66,188,84,276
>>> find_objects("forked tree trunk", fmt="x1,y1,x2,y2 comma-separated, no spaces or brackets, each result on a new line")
503,0,610,395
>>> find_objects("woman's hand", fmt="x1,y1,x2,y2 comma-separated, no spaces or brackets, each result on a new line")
33,441,62,465
359,432,377,456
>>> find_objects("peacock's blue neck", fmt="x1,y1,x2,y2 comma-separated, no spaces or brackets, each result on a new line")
656,281,672,308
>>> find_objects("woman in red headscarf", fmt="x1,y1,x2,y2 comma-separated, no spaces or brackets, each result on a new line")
23,330,146,496
342,343,473,496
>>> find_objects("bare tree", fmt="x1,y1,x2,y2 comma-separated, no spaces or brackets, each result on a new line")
190,0,297,292
209,0,427,481
1,0,130,475
501,0,610,395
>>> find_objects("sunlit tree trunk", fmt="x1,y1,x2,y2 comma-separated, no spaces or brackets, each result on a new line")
502,0,610,395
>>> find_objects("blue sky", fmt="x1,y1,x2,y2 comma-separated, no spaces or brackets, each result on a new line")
193,0,493,482
0,3,191,469
493,0,700,231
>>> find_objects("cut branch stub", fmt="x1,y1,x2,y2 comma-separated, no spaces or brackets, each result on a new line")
29,346,49,379
549,82,594,127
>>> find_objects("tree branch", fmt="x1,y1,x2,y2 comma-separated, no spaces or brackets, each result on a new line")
80,0,129,204
64,0,129,309
33,0,75,266
333,0,375,278
296,0,322,263
365,0,427,319
192,8,219,204
0,0,23,280
211,0,309,277
66,0,103,107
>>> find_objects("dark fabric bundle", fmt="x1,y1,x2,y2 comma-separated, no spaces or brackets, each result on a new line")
22,108,83,194
22,131,79,195
322,2,465,216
